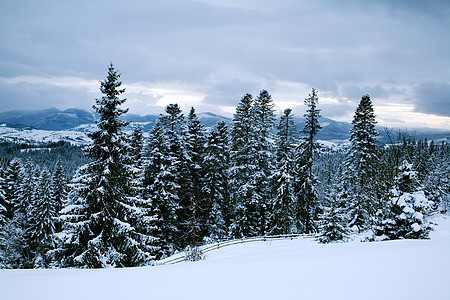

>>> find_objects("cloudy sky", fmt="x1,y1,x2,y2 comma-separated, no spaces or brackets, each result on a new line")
1,0,449,129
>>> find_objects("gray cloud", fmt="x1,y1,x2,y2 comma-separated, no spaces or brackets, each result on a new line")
414,81,450,117
0,0,449,128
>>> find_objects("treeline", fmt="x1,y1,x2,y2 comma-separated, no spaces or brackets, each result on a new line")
0,64,449,268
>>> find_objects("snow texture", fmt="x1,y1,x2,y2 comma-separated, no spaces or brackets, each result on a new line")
1,216,449,300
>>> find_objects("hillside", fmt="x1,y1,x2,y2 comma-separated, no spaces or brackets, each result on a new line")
0,108,448,145
1,215,448,300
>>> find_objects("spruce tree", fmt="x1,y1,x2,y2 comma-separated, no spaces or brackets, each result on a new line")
29,168,58,267
58,64,151,267
203,121,230,241
293,88,321,233
344,94,379,231
229,93,258,238
317,168,349,243
250,90,276,235
183,107,206,246
3,159,22,218
143,119,176,259
269,108,298,234
143,104,186,255
51,161,66,216
374,161,433,240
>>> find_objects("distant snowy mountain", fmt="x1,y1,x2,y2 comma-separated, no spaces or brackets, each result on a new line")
0,108,95,131
0,108,448,145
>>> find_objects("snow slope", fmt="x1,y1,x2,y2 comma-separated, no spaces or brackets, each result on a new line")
1,216,449,300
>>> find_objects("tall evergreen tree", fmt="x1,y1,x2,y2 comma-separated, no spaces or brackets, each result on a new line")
250,90,276,235
51,161,66,215
57,64,151,268
29,168,58,267
3,159,22,218
203,121,230,241
184,107,206,246
269,108,298,234
143,104,186,255
143,119,177,259
229,93,258,238
344,94,379,231
293,88,321,233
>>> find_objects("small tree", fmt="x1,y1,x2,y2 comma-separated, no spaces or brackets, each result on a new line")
317,172,349,243
374,161,433,240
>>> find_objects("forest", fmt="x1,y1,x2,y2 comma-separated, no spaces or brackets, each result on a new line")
0,64,449,268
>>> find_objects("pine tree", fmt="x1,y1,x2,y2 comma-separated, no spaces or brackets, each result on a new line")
317,168,349,243
250,90,276,235
203,121,230,241
29,168,58,267
143,104,186,256
374,160,433,239
293,88,321,233
58,64,151,268
51,161,66,216
184,107,206,246
229,93,258,238
269,108,298,234
143,119,176,259
129,126,145,198
3,159,22,218
344,94,379,231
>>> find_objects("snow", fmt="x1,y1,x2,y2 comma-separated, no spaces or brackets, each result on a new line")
1,216,449,300
0,126,91,145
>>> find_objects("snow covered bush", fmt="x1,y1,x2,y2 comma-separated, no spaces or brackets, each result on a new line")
184,246,204,262
375,161,433,240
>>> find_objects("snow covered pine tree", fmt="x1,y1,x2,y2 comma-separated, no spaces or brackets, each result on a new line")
344,94,379,232
56,63,153,268
374,160,433,240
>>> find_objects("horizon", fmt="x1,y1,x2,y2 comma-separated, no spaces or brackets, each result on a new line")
1,105,450,134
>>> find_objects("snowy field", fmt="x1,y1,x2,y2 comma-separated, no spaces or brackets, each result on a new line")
1,216,449,300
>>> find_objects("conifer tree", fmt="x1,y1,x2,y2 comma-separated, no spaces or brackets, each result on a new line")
269,108,298,234
203,121,230,241
250,90,276,235
129,126,145,198
293,88,321,233
344,94,379,231
184,107,206,246
58,64,151,268
51,161,66,215
3,159,22,218
374,160,433,239
317,168,349,243
29,168,58,267
229,93,258,237
143,119,176,259
143,104,186,255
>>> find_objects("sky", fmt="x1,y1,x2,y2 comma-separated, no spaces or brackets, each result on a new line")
0,0,449,129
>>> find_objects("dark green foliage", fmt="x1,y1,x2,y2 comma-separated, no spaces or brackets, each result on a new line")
202,121,230,241
269,108,297,234
344,94,379,231
57,64,151,268
293,88,321,233
374,161,433,240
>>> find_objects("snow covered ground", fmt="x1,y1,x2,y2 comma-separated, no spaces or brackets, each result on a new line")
1,215,449,300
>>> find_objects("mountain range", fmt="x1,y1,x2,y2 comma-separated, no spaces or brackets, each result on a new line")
0,108,448,144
